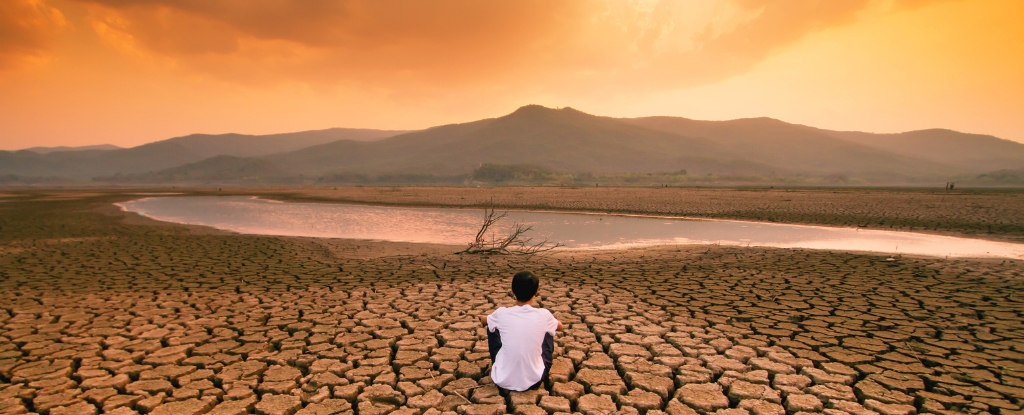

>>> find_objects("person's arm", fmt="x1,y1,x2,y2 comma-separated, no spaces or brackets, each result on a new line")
481,310,498,332
548,311,563,333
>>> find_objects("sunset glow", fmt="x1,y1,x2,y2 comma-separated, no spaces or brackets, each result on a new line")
1,0,1022,149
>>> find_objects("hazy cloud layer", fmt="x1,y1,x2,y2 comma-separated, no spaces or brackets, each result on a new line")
0,0,66,71
3,0,933,92
2,0,1020,151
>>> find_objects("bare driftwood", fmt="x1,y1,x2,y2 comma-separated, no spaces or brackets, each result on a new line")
457,207,562,255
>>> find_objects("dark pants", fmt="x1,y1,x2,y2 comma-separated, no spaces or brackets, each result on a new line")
488,329,554,391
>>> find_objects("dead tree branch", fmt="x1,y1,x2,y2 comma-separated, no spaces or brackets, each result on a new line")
457,207,562,255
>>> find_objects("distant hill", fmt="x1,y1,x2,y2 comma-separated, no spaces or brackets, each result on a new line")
0,128,407,180
271,105,773,176
20,144,122,154
621,116,955,179
154,128,406,158
271,106,973,182
824,129,1024,173
5,105,1023,186
625,116,1024,175
95,155,289,183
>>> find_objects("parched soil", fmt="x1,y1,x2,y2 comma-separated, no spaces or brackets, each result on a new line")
0,193,1022,415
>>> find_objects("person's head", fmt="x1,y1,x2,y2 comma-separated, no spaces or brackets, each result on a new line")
511,271,540,302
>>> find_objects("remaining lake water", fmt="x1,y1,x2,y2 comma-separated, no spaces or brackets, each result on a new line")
116,196,1024,259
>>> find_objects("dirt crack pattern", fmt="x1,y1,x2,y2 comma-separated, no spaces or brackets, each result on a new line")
0,196,1023,415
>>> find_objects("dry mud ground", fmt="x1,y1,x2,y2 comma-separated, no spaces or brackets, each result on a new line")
0,191,1023,415
231,187,1024,243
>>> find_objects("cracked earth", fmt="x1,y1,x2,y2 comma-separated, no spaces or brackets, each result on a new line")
0,194,1022,415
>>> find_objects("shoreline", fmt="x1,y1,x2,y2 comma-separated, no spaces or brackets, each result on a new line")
119,192,1024,244
8,185,1024,243
111,195,1024,261
240,187,1024,244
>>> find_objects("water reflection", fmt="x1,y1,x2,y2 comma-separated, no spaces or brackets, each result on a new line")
116,196,1024,259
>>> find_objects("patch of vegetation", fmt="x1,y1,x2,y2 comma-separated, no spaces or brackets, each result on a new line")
472,164,570,183
0,174,69,184
965,169,1024,186
316,172,469,185
466,164,883,187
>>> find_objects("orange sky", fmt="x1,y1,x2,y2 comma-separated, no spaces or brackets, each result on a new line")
1,0,1022,150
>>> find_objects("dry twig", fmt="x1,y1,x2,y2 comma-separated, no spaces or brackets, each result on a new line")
457,207,562,255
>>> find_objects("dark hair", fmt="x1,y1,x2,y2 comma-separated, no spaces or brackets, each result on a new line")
511,271,539,302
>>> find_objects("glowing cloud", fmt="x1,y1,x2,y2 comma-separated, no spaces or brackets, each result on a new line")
0,0,67,71
0,0,1021,149
63,0,937,91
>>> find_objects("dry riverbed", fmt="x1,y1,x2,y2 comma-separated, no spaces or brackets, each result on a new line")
0,191,1022,415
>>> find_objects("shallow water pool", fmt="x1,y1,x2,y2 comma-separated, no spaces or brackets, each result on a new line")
116,196,1024,259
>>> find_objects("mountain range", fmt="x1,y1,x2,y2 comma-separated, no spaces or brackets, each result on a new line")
20,144,123,154
1,128,405,180
3,105,1023,186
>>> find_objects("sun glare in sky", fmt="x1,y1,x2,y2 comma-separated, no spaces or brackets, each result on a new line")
1,0,1022,149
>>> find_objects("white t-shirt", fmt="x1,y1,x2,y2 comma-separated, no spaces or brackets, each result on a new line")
487,304,559,391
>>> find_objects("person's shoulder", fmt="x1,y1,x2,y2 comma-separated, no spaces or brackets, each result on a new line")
532,307,556,318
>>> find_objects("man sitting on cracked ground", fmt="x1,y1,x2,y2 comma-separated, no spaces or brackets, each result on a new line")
479,270,564,392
